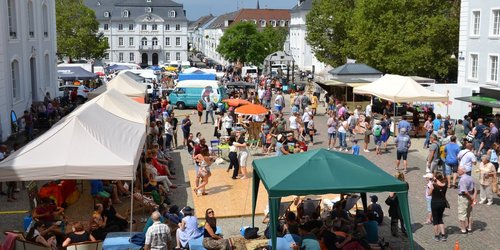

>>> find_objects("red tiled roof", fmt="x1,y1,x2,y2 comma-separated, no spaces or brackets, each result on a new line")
233,9,290,23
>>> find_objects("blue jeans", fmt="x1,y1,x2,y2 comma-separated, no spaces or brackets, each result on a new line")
424,131,431,147
338,132,347,148
205,110,214,124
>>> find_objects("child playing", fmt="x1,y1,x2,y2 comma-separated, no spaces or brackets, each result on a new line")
352,140,360,155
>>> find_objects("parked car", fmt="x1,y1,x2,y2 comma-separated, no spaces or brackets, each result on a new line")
57,85,91,104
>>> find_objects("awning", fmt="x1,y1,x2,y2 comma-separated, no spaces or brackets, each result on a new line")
455,95,500,108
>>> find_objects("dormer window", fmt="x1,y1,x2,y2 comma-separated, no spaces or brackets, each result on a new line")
104,11,110,18
252,19,257,25
271,20,276,27
169,10,176,18
123,10,129,18
145,7,152,13
260,19,266,27
280,20,286,27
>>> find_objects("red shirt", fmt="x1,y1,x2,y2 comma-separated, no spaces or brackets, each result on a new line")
35,204,56,222
152,158,167,176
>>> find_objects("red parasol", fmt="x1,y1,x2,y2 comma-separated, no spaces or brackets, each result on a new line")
222,98,251,107
234,103,269,116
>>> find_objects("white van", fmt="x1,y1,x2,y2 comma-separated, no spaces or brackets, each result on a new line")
271,64,288,74
242,66,258,78
118,69,159,83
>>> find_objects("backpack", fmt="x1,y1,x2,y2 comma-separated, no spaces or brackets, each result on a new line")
373,125,382,137
243,227,259,239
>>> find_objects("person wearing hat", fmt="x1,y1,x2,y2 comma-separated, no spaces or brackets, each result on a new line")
176,206,201,249
368,195,384,226
275,134,289,156
395,127,411,173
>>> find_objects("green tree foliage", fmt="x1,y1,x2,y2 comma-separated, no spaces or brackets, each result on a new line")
56,0,108,60
217,22,288,66
306,0,355,67
306,0,459,81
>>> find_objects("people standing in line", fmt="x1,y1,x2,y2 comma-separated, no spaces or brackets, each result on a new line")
196,100,204,123
444,136,461,188
395,128,411,173
233,131,249,179
144,211,171,250
181,115,192,147
204,97,215,125
326,111,338,151
427,172,448,242
457,166,477,234
476,155,496,205
426,134,440,174
457,142,476,176
423,116,433,149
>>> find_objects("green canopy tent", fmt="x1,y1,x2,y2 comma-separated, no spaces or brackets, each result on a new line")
251,149,414,249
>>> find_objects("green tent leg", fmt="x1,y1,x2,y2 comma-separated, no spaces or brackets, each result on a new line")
269,197,281,249
397,192,414,250
251,173,261,228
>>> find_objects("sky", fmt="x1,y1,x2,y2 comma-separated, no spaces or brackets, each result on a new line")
176,0,297,20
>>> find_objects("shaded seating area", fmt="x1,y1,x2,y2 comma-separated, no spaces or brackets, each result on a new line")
251,148,415,249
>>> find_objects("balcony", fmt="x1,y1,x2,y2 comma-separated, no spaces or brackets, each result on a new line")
152,45,162,51
139,45,151,50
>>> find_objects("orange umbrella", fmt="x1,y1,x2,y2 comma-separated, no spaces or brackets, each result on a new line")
222,98,251,107
234,103,269,116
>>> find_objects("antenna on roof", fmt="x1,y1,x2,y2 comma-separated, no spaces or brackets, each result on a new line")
257,0,260,9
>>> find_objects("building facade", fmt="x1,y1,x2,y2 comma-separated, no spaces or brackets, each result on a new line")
289,0,325,72
202,9,291,66
188,14,215,54
84,0,188,66
0,0,58,142
458,0,500,90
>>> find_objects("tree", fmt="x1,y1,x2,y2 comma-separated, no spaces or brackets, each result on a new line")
306,0,355,67
306,0,459,81
217,22,288,66
56,0,108,60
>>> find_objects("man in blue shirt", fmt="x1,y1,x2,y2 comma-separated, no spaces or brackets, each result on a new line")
397,116,411,135
432,114,442,135
445,136,461,188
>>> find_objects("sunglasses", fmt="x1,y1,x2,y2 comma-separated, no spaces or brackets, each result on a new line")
208,211,214,214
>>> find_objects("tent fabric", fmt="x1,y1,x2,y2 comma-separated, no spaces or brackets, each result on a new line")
85,89,149,124
353,74,448,103
57,66,98,81
0,103,146,181
251,149,414,250
455,95,500,108
88,74,146,100
123,71,146,82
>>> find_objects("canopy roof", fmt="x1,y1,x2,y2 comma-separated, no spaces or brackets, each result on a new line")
84,89,149,124
329,63,382,76
57,66,98,81
252,149,408,197
0,103,146,181
353,74,448,103
456,95,500,108
89,73,147,99
251,149,414,249
122,71,146,82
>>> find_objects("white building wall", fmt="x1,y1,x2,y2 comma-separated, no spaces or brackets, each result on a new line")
0,0,58,142
458,0,500,90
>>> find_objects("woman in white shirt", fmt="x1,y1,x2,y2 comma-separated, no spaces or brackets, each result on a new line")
337,116,348,151
222,113,233,136
289,113,298,138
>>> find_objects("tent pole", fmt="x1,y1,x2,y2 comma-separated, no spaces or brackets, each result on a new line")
129,169,135,236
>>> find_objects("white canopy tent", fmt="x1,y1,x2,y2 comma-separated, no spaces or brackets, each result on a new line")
88,73,147,99
85,89,149,124
353,74,448,103
0,103,146,181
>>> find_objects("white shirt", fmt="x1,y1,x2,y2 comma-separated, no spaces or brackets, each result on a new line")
258,88,265,99
338,121,348,133
302,112,312,123
164,122,173,135
223,116,233,129
365,104,372,117
275,94,284,106
327,118,337,134
458,149,476,172
289,116,298,130
145,222,171,249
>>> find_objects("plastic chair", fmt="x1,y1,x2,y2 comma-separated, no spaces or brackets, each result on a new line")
210,140,221,157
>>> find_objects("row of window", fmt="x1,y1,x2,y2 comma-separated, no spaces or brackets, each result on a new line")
116,37,182,46
243,19,288,28
470,9,500,37
103,23,182,31
106,52,182,62
7,0,50,39
10,55,51,101
469,53,499,83
103,9,177,18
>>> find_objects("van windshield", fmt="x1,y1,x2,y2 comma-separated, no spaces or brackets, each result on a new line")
246,69,257,74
